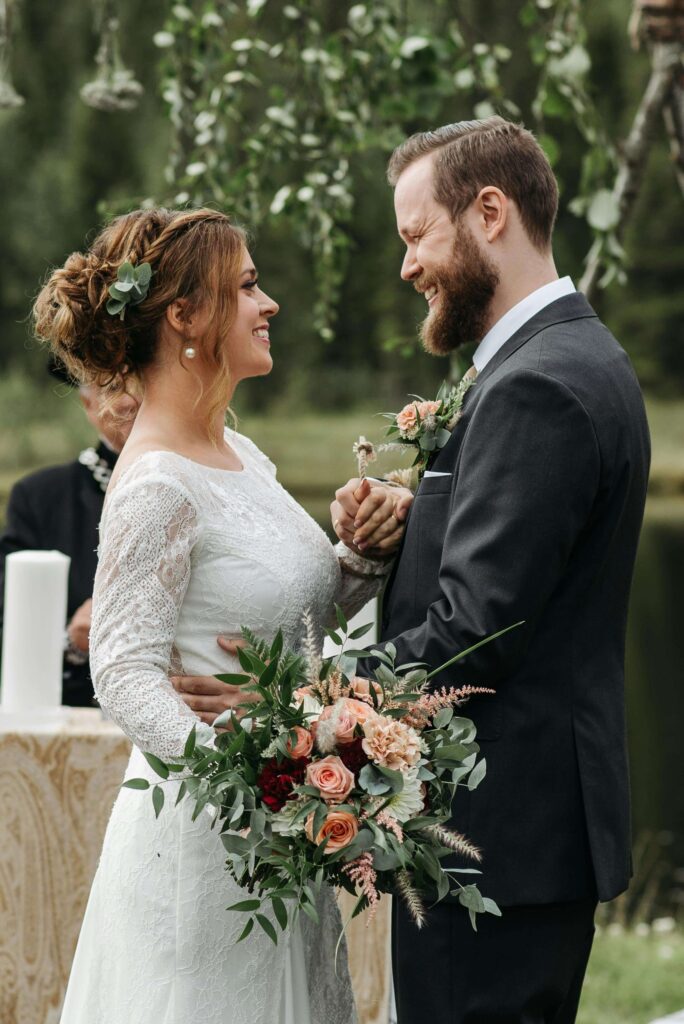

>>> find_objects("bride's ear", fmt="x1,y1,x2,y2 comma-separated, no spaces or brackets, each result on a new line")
165,298,194,336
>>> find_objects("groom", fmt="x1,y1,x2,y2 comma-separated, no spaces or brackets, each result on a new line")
332,117,650,1023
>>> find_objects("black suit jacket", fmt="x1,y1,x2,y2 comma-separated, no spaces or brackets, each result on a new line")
360,293,650,906
0,444,112,706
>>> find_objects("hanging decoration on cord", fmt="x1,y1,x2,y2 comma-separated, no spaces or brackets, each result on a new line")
81,0,143,112
0,0,24,109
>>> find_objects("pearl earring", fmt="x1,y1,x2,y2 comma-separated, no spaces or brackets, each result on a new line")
184,346,197,359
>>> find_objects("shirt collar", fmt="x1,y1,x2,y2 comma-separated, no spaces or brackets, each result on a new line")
473,277,575,373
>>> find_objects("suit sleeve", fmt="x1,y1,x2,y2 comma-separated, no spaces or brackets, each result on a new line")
0,479,43,639
360,369,601,686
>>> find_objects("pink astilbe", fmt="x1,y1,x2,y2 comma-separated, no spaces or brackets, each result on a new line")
311,667,347,708
375,810,404,844
402,685,496,730
342,852,380,924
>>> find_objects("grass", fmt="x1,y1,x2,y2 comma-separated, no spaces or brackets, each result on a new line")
3,371,684,526
578,924,684,1024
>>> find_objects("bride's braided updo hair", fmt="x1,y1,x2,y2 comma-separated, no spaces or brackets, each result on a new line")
33,207,246,422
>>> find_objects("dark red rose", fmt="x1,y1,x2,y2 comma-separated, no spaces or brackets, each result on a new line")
337,737,370,777
257,756,308,813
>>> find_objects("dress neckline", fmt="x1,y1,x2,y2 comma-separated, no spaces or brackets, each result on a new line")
107,443,247,501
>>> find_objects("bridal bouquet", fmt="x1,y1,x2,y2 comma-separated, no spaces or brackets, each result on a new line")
127,609,513,945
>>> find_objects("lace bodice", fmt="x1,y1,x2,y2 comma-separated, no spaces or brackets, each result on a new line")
90,429,386,761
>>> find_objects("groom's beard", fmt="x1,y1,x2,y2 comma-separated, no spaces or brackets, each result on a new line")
418,224,500,356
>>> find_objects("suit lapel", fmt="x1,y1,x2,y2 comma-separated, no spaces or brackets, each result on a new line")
474,292,598,387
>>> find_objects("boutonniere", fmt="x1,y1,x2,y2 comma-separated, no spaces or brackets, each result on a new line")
353,375,476,482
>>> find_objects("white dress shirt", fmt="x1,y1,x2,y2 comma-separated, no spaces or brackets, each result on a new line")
473,276,575,373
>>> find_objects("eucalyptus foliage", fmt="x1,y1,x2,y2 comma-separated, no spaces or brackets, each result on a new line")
154,0,618,337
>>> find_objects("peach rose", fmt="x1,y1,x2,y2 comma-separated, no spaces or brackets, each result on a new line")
396,403,419,438
348,677,384,708
316,701,357,746
305,809,359,854
417,400,440,418
306,755,355,803
285,725,314,760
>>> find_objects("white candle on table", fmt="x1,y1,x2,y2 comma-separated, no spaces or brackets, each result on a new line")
1,550,71,713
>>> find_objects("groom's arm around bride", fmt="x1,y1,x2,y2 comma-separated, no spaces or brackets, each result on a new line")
333,117,650,1024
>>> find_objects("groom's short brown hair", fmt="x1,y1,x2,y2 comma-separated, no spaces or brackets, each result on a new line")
387,116,559,251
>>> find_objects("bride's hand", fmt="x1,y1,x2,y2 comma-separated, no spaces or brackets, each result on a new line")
331,478,413,557
171,638,258,727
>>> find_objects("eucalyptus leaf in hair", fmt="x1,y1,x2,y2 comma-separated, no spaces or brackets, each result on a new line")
106,261,153,320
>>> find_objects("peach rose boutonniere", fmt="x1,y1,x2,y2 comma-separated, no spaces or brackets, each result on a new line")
368,376,477,477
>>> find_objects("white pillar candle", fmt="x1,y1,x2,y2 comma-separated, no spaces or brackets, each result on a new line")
1,550,71,713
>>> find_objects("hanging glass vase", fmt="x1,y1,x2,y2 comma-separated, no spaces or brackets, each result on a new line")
0,0,25,110
80,0,143,112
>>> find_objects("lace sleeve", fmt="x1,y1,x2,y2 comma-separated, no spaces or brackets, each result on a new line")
90,471,213,760
333,541,392,620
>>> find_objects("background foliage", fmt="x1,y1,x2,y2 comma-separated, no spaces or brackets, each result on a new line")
0,0,682,415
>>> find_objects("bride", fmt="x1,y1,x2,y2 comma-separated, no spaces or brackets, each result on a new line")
34,207,405,1024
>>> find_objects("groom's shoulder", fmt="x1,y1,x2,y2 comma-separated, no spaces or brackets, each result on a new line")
504,299,641,408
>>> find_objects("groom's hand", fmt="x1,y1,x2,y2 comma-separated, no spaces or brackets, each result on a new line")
331,478,413,556
171,637,257,727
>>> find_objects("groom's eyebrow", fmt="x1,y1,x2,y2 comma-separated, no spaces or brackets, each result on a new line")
398,221,422,241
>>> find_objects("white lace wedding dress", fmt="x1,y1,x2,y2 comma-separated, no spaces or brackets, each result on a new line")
59,429,385,1024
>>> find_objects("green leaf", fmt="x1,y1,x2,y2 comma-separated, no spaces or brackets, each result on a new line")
437,742,472,761
122,777,149,790
272,896,288,930
426,622,523,681
433,707,453,729
467,758,487,791
226,899,262,912
300,899,320,924
483,897,502,916
136,262,152,287
255,913,278,944
358,764,391,795
236,917,255,942
184,725,197,758
586,189,620,232
349,622,373,640
335,604,348,632
458,884,486,914
152,784,165,818
214,672,252,686
117,261,135,282
269,629,284,662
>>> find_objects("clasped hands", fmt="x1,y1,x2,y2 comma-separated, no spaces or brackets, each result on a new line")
172,477,413,726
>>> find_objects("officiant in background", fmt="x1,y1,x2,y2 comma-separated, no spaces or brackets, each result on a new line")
0,360,137,706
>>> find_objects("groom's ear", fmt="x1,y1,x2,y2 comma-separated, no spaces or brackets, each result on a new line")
474,186,508,244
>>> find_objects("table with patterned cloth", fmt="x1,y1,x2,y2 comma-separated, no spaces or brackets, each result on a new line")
0,708,392,1024
0,709,132,1024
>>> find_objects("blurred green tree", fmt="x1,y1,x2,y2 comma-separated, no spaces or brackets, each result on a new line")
0,0,681,409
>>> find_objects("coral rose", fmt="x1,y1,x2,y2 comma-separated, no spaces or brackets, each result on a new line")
396,403,419,438
306,809,359,854
348,677,384,708
306,755,355,803
285,725,314,760
362,716,421,773
417,400,440,419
